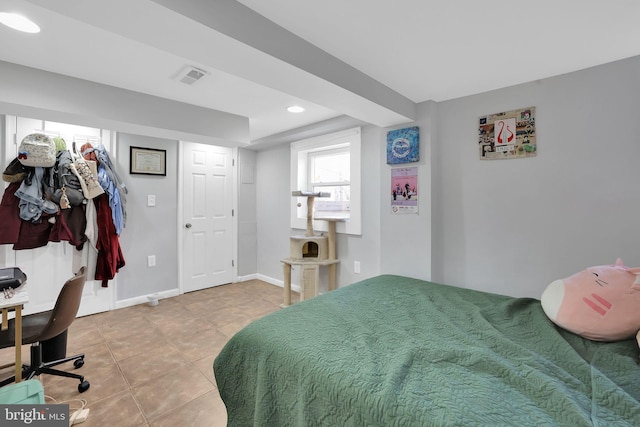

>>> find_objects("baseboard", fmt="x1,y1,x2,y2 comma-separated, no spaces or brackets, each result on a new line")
114,288,180,310
256,274,300,293
113,275,300,310
235,273,258,282
256,273,281,286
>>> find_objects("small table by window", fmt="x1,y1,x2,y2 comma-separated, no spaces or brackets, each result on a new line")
0,287,29,383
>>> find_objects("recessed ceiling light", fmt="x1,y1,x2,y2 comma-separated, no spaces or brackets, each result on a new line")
286,105,305,113
0,12,40,33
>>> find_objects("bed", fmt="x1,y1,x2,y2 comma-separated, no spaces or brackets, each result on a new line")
214,275,640,426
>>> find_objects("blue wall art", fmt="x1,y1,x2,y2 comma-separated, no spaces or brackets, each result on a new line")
386,126,419,164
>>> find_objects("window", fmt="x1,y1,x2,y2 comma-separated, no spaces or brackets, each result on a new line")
290,127,361,235
309,147,350,217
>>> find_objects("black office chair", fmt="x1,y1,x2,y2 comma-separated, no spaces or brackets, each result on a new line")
0,266,90,393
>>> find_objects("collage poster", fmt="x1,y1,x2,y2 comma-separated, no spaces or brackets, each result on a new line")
478,106,536,160
391,166,418,214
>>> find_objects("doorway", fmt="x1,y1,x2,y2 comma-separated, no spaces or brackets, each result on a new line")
180,141,236,293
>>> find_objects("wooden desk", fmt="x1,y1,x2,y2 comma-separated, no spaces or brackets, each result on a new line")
0,287,29,383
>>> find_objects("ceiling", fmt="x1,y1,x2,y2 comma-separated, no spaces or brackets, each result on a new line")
1,0,639,146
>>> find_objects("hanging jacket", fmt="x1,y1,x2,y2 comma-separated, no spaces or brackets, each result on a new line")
97,167,124,235
0,182,22,244
94,193,125,286
0,181,86,250
81,143,127,230
14,167,58,222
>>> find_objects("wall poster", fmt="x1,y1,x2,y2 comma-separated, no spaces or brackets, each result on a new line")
391,166,418,214
387,126,419,164
478,106,536,160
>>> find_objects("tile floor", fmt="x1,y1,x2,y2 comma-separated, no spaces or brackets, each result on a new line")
0,279,298,426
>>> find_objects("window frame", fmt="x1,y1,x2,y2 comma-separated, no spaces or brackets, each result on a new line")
290,127,361,235
308,145,351,216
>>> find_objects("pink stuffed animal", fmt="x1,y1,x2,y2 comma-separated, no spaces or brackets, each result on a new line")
541,259,640,342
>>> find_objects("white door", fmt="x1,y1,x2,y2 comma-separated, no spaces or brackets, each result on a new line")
181,141,235,293
13,244,74,316
12,244,113,317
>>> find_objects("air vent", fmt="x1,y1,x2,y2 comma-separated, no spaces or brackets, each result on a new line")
174,65,209,85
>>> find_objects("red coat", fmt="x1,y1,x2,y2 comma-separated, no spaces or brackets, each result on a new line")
0,182,86,249
0,182,21,244
93,193,125,286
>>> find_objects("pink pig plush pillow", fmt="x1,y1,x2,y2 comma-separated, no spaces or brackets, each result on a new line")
541,259,640,342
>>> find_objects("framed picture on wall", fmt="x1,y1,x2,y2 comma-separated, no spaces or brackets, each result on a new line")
387,126,419,164
391,166,418,214
479,106,536,160
130,146,166,176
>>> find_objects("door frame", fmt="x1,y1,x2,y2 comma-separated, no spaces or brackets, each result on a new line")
177,141,238,295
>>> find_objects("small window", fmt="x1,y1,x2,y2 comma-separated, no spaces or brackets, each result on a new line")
309,147,350,218
290,127,361,235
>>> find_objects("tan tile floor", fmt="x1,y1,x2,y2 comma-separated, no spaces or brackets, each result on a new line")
0,280,298,426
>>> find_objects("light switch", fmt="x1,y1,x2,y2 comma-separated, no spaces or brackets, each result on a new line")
147,194,156,206
148,255,156,267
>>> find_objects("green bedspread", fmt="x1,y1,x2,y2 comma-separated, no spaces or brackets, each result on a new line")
214,275,640,426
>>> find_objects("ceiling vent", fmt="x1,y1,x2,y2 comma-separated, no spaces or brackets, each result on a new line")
174,65,209,85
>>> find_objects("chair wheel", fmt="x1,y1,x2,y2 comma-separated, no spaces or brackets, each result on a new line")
74,359,84,369
78,380,90,393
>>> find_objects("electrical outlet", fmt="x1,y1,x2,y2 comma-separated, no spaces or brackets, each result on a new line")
147,194,156,206
354,261,361,274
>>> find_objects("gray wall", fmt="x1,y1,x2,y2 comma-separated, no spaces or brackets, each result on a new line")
4,53,639,303
115,133,179,300
256,145,293,281
380,101,434,280
432,56,640,298
238,148,257,277
0,60,249,147
254,55,640,300
255,124,384,289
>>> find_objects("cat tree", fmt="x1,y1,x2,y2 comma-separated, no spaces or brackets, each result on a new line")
281,191,342,306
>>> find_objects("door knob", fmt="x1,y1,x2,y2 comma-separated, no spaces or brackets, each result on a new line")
185,223,192,229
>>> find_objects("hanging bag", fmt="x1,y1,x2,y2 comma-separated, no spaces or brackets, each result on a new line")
49,150,85,207
18,133,56,167
70,143,104,200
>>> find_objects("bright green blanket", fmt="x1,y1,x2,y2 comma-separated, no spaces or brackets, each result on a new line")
214,275,640,426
